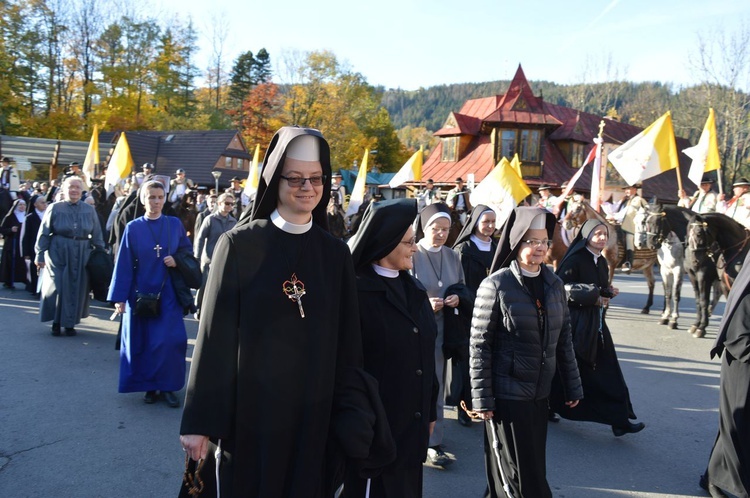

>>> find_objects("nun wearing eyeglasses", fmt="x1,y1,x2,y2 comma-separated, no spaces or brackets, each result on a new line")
471,207,582,498
345,198,438,497
411,202,466,467
549,219,645,438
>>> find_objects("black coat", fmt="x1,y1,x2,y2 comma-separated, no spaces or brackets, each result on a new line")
470,261,582,407
454,239,496,294
86,247,114,302
354,267,439,470
0,210,26,284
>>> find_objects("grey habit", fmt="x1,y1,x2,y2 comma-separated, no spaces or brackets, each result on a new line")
35,200,104,328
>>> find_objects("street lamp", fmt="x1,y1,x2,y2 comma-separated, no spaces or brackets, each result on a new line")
211,170,222,193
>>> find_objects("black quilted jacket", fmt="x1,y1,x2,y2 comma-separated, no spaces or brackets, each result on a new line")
469,261,582,409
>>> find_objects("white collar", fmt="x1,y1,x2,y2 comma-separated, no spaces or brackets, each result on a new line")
372,263,399,278
520,266,541,277
35,208,45,218
586,245,601,264
271,209,312,234
470,234,492,252
418,239,442,253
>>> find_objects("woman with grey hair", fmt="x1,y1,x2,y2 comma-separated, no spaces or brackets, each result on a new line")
35,176,105,336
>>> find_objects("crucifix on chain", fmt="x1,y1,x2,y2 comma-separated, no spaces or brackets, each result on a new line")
154,244,163,258
282,273,306,318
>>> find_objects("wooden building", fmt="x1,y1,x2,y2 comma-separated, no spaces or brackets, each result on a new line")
420,65,694,202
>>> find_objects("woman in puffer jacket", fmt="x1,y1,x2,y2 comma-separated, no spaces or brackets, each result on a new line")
470,207,583,498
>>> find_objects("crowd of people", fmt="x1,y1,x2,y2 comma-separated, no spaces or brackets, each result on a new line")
0,128,748,497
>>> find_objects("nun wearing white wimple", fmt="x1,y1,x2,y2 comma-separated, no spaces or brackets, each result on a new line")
411,202,465,467
470,206,582,498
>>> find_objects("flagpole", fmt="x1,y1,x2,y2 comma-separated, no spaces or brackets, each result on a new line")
675,155,683,196
716,165,724,195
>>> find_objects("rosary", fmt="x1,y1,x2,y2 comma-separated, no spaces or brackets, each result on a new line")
282,273,306,318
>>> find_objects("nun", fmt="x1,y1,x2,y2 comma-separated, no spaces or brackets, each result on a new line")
470,207,582,498
549,219,645,437
700,250,750,498
180,126,363,497
411,202,466,466
0,198,27,289
345,198,438,497
450,204,497,425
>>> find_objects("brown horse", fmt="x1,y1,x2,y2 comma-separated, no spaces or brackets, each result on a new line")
173,191,199,242
548,200,657,313
545,203,586,270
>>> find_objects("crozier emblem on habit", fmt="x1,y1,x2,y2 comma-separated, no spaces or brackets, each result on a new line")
283,273,306,318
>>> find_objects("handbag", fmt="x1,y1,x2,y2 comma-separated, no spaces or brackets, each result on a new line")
132,217,170,318
135,292,161,318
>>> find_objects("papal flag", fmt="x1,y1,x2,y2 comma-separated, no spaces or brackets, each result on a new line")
608,111,679,186
510,153,523,178
470,157,531,211
388,146,423,188
683,108,721,187
244,144,261,197
104,132,134,195
82,124,99,187
346,149,369,217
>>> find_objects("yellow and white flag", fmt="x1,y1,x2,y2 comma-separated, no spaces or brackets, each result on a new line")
388,146,423,188
104,132,134,195
244,144,261,197
510,153,523,178
345,149,369,217
470,157,531,214
608,111,679,186
82,124,99,187
683,108,721,187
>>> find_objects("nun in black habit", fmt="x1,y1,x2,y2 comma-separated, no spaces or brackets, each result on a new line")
549,219,645,437
180,127,363,497
470,207,582,498
450,205,497,424
344,198,439,498
700,251,750,498
0,198,28,288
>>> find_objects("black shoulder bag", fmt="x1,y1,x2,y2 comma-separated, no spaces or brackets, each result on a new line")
133,218,171,318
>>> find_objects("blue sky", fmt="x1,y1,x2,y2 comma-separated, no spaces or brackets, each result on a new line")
155,0,749,90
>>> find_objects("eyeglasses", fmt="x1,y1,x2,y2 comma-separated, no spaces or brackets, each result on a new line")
522,238,552,248
430,226,449,234
279,175,327,187
400,237,417,247
223,202,235,206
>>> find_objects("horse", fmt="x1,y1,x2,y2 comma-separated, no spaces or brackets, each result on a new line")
635,204,691,329
549,200,657,314
700,212,750,287
545,202,587,270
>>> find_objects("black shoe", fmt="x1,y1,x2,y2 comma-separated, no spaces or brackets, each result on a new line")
427,446,453,466
612,421,645,437
51,323,61,336
457,409,472,427
143,391,158,404
64,327,77,336
548,411,561,423
163,391,180,408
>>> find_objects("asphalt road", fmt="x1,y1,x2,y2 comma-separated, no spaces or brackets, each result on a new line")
0,271,726,497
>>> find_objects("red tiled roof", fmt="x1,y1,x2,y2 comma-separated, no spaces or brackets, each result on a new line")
434,112,482,136
421,65,696,202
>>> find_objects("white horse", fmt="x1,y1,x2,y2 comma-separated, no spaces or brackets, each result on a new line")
635,207,685,329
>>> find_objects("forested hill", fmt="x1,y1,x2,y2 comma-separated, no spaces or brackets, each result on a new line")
380,79,681,133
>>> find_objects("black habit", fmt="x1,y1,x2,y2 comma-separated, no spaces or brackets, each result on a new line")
550,219,636,427
703,251,750,497
0,200,27,286
344,199,438,498
180,127,363,497
22,206,43,293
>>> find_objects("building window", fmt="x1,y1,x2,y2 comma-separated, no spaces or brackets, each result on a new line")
441,137,458,162
238,159,244,170
500,130,516,160
225,157,232,169
520,130,541,162
497,128,542,163
570,142,585,168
